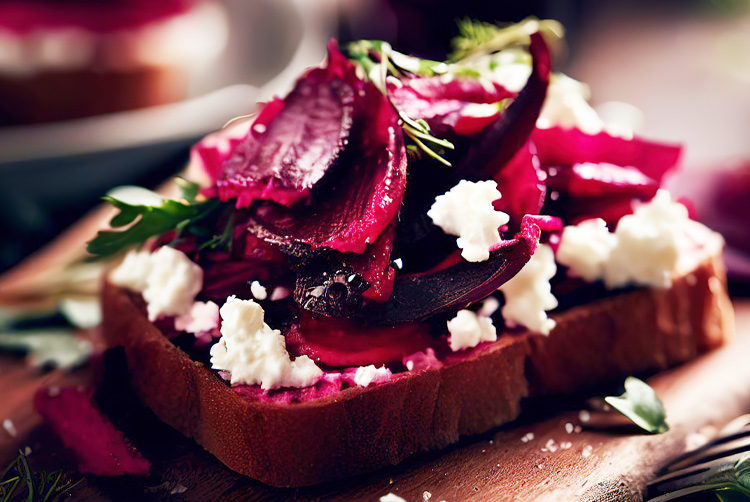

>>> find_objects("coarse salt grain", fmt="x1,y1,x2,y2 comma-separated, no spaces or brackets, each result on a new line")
565,422,574,434
579,410,591,423
560,441,572,450
582,445,594,458
3,419,17,437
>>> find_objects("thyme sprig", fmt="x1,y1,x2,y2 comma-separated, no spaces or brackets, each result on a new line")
450,17,565,63
0,450,82,502
348,40,455,166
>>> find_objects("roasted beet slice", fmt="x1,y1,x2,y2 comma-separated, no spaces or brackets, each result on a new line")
285,314,435,367
456,32,551,181
250,77,408,255
349,223,397,303
366,216,541,324
532,126,682,184
34,387,151,476
388,75,514,136
392,33,550,269
216,42,356,208
292,224,397,316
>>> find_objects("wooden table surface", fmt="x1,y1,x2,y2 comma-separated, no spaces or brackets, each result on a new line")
0,302,747,502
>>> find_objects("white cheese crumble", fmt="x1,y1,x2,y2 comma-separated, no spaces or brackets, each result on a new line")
537,74,610,136
555,218,616,282
428,180,509,262
109,247,203,321
250,280,268,300
174,301,220,334
353,365,391,387
447,310,497,352
499,244,558,335
210,296,322,390
556,190,723,289
380,494,407,502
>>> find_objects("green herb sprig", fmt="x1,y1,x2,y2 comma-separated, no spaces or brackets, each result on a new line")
604,376,669,434
347,40,455,166
86,180,232,258
450,17,565,62
0,450,82,502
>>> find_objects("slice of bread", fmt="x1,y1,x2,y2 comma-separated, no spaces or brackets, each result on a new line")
100,250,733,487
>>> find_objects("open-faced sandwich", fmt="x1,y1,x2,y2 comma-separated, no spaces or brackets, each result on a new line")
93,19,734,487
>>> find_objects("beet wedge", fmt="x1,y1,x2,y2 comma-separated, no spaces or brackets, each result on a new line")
364,216,541,324
456,32,551,181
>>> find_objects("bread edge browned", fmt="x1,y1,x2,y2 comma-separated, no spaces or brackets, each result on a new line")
100,251,733,487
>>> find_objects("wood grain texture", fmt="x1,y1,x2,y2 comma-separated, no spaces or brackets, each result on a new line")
1,301,747,502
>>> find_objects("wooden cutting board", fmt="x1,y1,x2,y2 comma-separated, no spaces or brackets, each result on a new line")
0,301,748,502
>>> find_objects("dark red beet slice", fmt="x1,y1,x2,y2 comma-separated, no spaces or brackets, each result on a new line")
388,75,514,136
216,42,356,208
456,32,551,181
250,72,408,254
365,216,541,324
348,223,396,303
492,139,546,227
285,314,434,367
532,126,682,184
34,387,151,476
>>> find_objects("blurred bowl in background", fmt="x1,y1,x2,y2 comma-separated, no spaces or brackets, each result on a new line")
0,0,229,125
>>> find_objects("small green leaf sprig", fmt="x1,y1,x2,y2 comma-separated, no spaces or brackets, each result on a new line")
0,450,82,502
605,376,669,434
348,40,455,166
86,179,234,258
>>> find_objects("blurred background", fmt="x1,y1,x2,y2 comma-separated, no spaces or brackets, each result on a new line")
1,0,749,280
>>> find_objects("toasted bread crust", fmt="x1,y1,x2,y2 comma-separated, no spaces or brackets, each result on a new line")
101,253,733,487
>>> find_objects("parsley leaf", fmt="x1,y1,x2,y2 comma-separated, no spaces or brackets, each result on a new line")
86,182,224,257
604,376,669,434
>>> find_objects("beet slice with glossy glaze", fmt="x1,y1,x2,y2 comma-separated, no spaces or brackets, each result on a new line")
388,75,514,136
217,42,356,208
249,69,408,255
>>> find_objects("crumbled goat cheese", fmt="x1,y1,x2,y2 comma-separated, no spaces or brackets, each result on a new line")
250,280,268,300
174,301,220,334
380,494,407,502
537,74,611,136
499,244,558,335
210,296,322,390
478,296,500,317
354,365,392,387
447,310,497,352
109,247,203,321
557,190,722,289
428,180,509,262
555,218,616,282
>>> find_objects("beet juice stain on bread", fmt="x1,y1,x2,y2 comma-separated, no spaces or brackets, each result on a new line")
91,19,733,487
